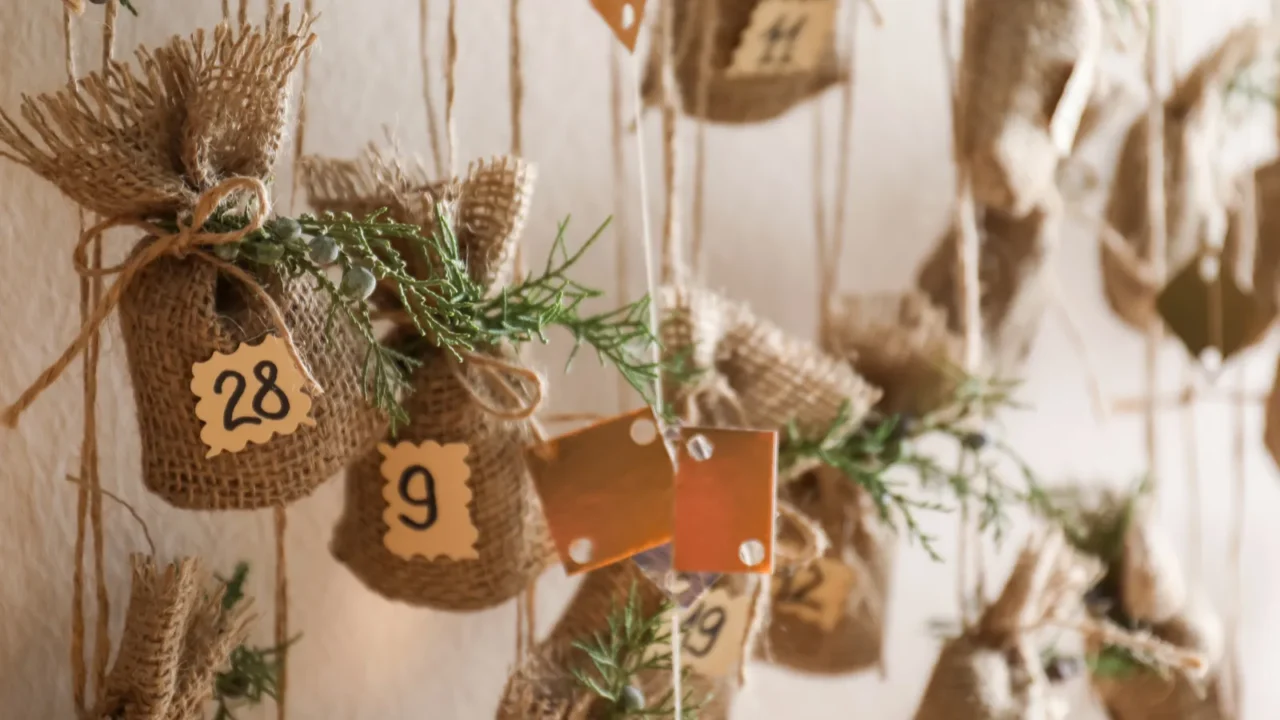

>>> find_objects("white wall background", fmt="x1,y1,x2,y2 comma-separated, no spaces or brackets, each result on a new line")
2,0,1279,718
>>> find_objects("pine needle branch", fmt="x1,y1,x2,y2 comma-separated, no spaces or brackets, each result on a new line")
571,583,705,719
213,563,298,720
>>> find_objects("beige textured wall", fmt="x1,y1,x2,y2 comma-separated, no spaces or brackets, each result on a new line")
2,0,1280,718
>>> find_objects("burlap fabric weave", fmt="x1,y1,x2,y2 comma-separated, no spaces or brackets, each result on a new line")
640,0,844,124
960,0,1107,216
914,532,1101,720
91,556,250,720
659,285,880,480
312,152,555,610
0,14,386,510
1100,23,1268,331
917,200,1063,375
823,291,964,419
497,562,754,720
760,466,894,675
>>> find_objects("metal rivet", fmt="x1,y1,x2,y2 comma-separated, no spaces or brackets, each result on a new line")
738,539,766,567
686,434,714,462
629,418,657,446
569,538,594,565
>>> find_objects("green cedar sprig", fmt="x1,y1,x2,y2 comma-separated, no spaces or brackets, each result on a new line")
779,372,1051,561
180,207,658,430
213,563,298,720
571,583,705,719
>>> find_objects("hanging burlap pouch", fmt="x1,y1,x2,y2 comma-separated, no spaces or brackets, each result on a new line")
760,465,894,675
498,561,764,720
822,291,964,419
309,150,555,610
641,0,845,124
659,285,881,480
0,13,387,510
914,531,1102,720
916,200,1063,375
90,556,251,720
960,0,1106,216
1100,23,1268,330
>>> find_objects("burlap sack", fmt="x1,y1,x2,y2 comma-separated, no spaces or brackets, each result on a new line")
314,153,555,610
497,562,758,720
914,532,1100,720
1245,160,1280,316
0,14,385,510
91,556,251,720
641,0,844,124
760,465,894,675
916,199,1063,375
1093,613,1234,720
823,291,964,419
659,285,881,479
1100,23,1268,331
960,0,1106,216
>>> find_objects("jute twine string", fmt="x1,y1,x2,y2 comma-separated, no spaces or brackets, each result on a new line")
610,37,632,412
1140,0,1167,496
445,0,458,177
658,0,685,287
940,0,986,631
420,0,446,180
1,176,320,429
239,0,249,28
689,0,717,279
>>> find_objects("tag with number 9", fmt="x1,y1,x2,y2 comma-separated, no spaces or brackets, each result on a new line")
379,440,480,561
190,335,316,458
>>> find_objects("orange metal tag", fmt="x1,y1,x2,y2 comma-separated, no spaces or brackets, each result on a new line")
525,408,673,575
673,427,777,574
589,0,647,52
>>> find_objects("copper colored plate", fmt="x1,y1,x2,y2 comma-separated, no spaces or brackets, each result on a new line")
673,427,778,574
1156,255,1273,367
525,408,674,575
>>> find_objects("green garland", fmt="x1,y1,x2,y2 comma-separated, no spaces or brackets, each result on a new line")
213,563,297,720
182,207,657,430
571,583,705,719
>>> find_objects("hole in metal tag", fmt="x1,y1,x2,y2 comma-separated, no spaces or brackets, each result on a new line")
589,0,647,52
525,408,674,575
672,426,777,574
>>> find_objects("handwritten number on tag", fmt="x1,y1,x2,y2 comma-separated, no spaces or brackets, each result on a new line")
397,465,439,531
191,336,316,457
214,360,291,431
760,14,807,67
683,599,727,658
775,562,824,611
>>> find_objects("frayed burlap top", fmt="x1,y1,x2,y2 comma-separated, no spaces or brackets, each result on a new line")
309,151,556,610
641,0,844,124
496,562,760,720
0,12,387,509
1101,23,1268,330
91,556,250,720
659,285,881,480
761,467,894,675
917,201,1062,375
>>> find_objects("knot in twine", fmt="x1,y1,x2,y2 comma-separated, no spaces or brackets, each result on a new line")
447,350,544,421
773,500,830,570
3,176,322,429
677,371,747,428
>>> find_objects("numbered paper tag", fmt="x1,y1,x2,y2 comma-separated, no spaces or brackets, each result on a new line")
590,0,647,52
191,336,316,457
726,0,837,78
649,585,755,679
379,440,479,561
772,557,856,632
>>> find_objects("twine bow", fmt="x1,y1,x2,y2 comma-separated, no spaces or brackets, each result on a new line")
447,350,544,421
676,372,747,428
2,176,321,429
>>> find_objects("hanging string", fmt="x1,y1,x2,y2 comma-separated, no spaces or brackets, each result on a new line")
1182,359,1202,584
222,0,230,22
657,0,684,287
267,0,277,24
689,0,717,279
939,0,985,629
509,0,526,281
816,0,860,335
1222,365,1248,717
274,506,289,720
287,0,315,214
238,0,248,27
1141,0,1167,496
610,38,632,412
445,0,458,177
628,0,680,708
420,0,446,179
